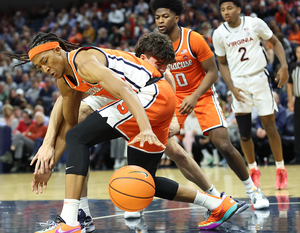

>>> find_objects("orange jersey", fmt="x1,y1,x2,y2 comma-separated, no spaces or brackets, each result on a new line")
168,27,214,96
63,47,163,100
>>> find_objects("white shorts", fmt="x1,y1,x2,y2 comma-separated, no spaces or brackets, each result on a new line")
231,69,278,116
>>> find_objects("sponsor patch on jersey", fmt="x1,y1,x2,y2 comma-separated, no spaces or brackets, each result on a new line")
244,27,249,31
181,49,187,54
183,55,188,60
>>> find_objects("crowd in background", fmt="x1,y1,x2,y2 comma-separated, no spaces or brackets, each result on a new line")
0,0,298,172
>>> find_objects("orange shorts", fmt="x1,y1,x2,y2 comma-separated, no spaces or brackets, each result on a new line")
97,79,176,153
176,93,227,136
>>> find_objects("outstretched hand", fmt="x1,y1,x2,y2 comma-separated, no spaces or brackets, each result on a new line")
127,130,166,149
231,87,246,103
31,169,52,194
30,144,55,175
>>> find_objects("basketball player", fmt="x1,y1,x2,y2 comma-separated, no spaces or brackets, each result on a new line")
212,0,288,190
150,0,269,209
5,32,241,232
30,33,248,232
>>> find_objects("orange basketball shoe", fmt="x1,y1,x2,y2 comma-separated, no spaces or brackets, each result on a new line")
35,215,81,233
198,196,240,230
249,168,261,188
275,167,288,190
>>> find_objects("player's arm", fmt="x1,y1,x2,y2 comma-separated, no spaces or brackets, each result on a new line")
76,51,165,148
268,35,289,88
287,82,294,112
165,69,179,137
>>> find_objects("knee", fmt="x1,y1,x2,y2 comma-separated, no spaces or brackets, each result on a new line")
166,144,189,163
65,127,80,144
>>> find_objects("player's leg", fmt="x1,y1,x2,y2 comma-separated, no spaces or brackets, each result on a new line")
235,113,261,187
260,113,287,189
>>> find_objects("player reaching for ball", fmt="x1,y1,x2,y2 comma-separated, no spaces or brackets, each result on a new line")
5,32,241,232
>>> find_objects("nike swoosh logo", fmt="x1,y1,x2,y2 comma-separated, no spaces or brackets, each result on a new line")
55,225,80,233
214,204,225,220
127,171,149,178
66,166,74,170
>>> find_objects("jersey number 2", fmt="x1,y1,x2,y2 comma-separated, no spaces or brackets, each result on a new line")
239,47,249,62
175,73,188,87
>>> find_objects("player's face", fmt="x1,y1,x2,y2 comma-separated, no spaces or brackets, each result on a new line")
140,54,167,74
155,8,179,35
31,48,65,79
220,2,241,26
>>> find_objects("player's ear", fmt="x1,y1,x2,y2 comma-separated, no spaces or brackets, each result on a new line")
54,46,62,55
140,54,147,60
174,15,179,24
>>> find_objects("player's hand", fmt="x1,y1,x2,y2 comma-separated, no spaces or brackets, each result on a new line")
275,66,289,88
288,101,294,112
169,121,180,138
128,130,166,149
30,144,55,175
256,128,266,138
179,95,198,115
31,169,52,194
231,87,246,103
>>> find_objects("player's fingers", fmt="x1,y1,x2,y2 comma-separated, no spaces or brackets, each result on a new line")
34,159,40,174
154,139,166,148
44,181,47,190
31,181,34,191
139,137,145,147
40,183,43,194
40,161,45,175
44,160,49,174
128,137,139,146
30,154,38,166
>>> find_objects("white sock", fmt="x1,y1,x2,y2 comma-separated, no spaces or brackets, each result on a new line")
79,197,91,217
276,160,285,169
248,161,258,170
204,185,221,197
193,191,222,210
242,176,257,192
61,199,80,226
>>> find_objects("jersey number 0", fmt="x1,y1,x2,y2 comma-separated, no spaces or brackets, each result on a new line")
175,73,189,87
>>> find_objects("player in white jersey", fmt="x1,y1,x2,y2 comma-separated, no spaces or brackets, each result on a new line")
212,0,289,190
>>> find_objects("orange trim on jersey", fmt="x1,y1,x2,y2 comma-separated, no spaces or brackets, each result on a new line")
28,42,59,61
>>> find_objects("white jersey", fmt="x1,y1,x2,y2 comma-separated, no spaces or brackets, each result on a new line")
213,16,273,77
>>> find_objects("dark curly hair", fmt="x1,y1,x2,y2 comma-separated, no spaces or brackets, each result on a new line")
150,0,184,16
4,32,79,70
217,0,241,8
135,32,176,65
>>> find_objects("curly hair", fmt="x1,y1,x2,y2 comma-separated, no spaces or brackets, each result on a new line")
4,32,80,70
217,0,241,8
135,32,176,65
150,0,184,16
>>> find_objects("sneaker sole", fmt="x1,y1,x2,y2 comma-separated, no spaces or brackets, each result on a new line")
85,225,95,233
253,202,270,209
198,203,240,230
235,202,249,214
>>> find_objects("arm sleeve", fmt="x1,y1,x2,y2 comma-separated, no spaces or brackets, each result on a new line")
212,28,226,57
190,31,214,62
252,17,273,41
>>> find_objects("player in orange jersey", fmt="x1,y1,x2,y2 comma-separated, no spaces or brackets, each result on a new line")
150,0,269,210
5,32,240,232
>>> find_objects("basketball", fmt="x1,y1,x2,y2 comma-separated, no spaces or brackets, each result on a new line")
108,165,155,212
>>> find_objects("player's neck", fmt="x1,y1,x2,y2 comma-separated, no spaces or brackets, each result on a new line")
168,25,181,43
61,50,74,77
228,16,241,28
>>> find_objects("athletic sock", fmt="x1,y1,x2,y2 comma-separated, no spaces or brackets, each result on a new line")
79,196,91,217
276,160,285,169
242,176,257,192
194,191,222,210
61,199,80,226
248,161,258,170
204,185,220,197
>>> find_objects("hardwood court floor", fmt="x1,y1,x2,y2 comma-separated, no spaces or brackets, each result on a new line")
0,165,300,232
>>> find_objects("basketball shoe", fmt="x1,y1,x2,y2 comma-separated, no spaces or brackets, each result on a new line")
124,210,144,219
246,188,269,209
198,195,240,230
249,168,261,188
125,217,148,233
35,215,82,233
204,192,249,220
78,209,95,233
275,167,288,190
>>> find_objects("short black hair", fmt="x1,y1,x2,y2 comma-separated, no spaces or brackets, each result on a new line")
217,0,241,8
150,0,184,16
135,32,176,65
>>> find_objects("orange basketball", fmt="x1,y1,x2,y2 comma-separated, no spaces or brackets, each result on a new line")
108,165,155,212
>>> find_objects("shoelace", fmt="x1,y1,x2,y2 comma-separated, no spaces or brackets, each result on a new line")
252,189,266,200
38,220,57,230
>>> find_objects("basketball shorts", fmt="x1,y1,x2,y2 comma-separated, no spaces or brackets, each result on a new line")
82,95,113,111
176,92,227,136
231,69,278,116
97,79,176,153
